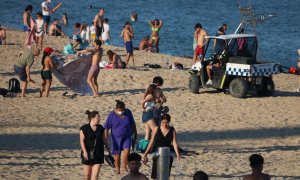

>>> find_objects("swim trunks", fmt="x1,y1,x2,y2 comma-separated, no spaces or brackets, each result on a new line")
96,26,102,38
88,65,100,78
125,41,133,54
41,70,52,80
23,25,31,32
43,15,51,24
14,65,27,81
195,45,204,58
142,110,154,123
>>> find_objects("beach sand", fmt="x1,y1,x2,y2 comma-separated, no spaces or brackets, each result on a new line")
0,29,299,180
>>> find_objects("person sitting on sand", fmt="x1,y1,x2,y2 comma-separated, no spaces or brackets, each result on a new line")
0,24,6,45
40,47,55,98
106,50,125,69
139,36,153,52
121,153,148,180
243,154,271,180
149,19,163,53
193,170,208,180
297,49,300,92
49,18,65,37
77,39,102,97
14,47,40,98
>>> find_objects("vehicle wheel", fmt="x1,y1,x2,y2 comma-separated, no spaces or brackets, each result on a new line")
256,77,275,96
229,78,249,98
188,74,201,94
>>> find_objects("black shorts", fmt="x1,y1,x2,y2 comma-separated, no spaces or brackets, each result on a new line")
41,70,52,80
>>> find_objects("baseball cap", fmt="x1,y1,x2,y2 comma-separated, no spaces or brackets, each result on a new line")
44,47,54,54
125,21,132,26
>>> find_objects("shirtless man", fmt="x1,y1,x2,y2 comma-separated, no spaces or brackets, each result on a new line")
49,18,65,37
121,21,134,66
193,23,208,63
23,5,33,46
0,25,6,45
121,153,148,180
77,39,102,97
139,36,153,52
152,76,167,124
243,154,271,180
94,8,105,39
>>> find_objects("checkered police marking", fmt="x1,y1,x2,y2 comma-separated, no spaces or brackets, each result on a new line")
226,63,279,77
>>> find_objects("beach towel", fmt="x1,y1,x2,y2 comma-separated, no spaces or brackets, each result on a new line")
51,54,93,95
63,44,76,54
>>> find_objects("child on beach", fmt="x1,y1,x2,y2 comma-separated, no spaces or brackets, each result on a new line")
40,47,55,98
0,25,6,45
243,154,271,180
121,21,134,66
90,21,96,42
101,18,110,45
77,39,102,97
35,12,45,50
80,110,111,180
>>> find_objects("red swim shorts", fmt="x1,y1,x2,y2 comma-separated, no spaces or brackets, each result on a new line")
195,45,204,57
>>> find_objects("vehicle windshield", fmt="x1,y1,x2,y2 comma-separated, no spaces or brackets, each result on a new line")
203,37,257,59
227,37,257,58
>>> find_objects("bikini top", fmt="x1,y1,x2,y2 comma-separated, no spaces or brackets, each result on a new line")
152,26,159,32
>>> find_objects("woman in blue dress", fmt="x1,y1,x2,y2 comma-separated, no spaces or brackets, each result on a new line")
104,100,137,174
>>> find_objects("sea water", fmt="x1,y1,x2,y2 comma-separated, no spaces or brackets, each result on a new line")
0,0,299,67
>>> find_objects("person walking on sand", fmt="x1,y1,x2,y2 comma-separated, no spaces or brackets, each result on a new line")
35,12,45,50
94,8,105,39
121,153,148,180
152,76,167,125
121,21,134,66
14,47,40,98
142,114,180,179
141,84,157,140
80,110,112,180
23,5,33,47
149,19,163,53
193,23,208,64
77,39,102,97
40,47,55,98
104,100,137,175
243,154,271,180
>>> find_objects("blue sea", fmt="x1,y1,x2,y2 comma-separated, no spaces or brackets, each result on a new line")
0,0,299,67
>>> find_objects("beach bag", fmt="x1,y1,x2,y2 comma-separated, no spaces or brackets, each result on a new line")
8,78,20,92
0,88,8,96
136,139,150,153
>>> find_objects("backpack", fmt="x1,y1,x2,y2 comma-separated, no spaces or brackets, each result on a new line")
8,78,21,92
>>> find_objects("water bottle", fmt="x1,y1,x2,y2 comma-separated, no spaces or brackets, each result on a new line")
165,59,170,69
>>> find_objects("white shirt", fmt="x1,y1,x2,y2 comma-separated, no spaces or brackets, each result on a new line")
36,19,44,32
41,2,51,16
90,26,96,34
101,23,110,41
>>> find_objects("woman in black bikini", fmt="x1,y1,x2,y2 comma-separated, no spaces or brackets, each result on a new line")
142,114,180,179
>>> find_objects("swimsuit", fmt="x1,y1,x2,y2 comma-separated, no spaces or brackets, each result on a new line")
14,65,27,81
125,41,133,54
41,70,52,80
88,65,100,78
151,27,159,40
23,25,31,32
35,19,45,37
195,45,204,58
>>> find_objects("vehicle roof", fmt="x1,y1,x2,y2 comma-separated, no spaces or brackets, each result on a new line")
205,34,256,40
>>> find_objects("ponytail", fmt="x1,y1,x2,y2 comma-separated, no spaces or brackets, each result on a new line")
85,110,99,122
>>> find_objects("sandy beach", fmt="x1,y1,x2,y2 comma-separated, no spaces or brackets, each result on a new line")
0,29,300,180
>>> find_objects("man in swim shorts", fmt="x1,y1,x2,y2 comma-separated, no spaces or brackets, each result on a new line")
94,8,105,39
121,21,134,66
14,48,40,98
193,23,208,63
41,0,52,34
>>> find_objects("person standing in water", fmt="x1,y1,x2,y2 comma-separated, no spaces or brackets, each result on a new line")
149,19,163,53
77,39,102,97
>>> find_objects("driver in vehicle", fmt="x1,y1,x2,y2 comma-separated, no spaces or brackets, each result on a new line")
206,53,224,85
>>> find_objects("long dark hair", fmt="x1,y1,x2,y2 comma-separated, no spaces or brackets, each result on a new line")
144,84,157,99
24,5,33,12
85,110,99,122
